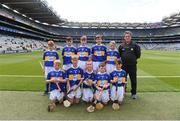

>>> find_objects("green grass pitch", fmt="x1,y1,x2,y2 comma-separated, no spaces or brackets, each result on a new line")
0,50,180,120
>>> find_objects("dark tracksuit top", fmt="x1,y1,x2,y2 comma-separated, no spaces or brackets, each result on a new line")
118,42,141,95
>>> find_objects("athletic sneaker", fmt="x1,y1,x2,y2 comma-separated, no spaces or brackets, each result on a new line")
131,94,137,99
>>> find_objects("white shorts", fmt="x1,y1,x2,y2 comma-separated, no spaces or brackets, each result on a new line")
78,60,86,71
49,90,64,101
67,87,82,99
95,89,110,103
106,64,115,74
93,62,101,73
63,64,72,71
44,66,54,77
111,85,124,102
82,88,94,102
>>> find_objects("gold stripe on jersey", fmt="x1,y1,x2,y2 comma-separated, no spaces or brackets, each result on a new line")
94,51,105,56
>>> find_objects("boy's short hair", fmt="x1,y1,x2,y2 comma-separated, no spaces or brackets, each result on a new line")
48,40,54,47
110,41,116,45
54,60,61,64
86,60,92,64
66,37,73,41
95,35,103,40
71,55,79,60
99,62,106,68
115,59,122,65
80,35,87,40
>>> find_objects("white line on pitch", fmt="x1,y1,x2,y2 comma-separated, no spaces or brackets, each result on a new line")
138,76,180,78
0,75,180,78
0,75,43,78
39,61,44,70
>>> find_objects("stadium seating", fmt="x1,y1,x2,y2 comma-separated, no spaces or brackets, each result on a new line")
140,43,180,51
0,34,46,54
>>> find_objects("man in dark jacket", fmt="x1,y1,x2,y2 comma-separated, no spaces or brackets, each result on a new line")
118,31,141,99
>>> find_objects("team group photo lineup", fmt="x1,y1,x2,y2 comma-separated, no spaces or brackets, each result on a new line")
0,0,180,120
43,31,141,112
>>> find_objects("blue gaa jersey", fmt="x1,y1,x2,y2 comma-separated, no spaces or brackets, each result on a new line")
106,49,120,65
47,70,67,92
66,67,84,88
92,44,107,62
110,69,126,87
62,45,76,65
77,45,91,61
43,50,59,67
83,71,95,88
95,72,110,89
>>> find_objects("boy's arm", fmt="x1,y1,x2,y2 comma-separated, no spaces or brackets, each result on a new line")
46,77,56,83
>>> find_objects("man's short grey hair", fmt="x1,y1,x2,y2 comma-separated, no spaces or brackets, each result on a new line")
124,31,133,37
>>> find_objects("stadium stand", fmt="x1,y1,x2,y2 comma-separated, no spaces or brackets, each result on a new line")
0,34,46,54
0,0,180,53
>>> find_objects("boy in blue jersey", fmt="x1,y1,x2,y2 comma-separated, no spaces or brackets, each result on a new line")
46,60,67,112
94,63,110,106
110,60,126,108
62,37,76,71
92,35,107,73
77,36,91,71
43,40,59,95
106,41,120,74
82,60,95,103
66,55,84,105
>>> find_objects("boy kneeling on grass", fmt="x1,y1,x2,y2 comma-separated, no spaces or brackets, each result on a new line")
82,60,96,103
87,63,110,112
46,60,67,112
110,59,126,110
66,55,84,106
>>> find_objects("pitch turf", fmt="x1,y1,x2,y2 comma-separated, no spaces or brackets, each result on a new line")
0,91,180,120
0,50,180,120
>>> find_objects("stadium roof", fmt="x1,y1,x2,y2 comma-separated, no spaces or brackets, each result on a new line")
59,21,164,29
0,0,65,24
162,13,180,27
0,0,180,29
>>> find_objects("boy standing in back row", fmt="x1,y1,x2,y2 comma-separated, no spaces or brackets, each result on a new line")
92,35,107,73
77,35,91,71
43,40,59,95
62,37,76,71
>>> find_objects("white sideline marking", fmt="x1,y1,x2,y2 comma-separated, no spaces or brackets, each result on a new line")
138,76,180,78
0,75,180,78
39,61,44,70
0,75,43,78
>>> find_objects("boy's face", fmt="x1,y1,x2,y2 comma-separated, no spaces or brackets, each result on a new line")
72,58,78,67
86,61,93,71
96,37,102,44
66,39,73,46
109,43,115,50
48,45,53,50
54,63,60,70
116,63,122,70
80,38,87,45
99,66,106,73
48,41,54,50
